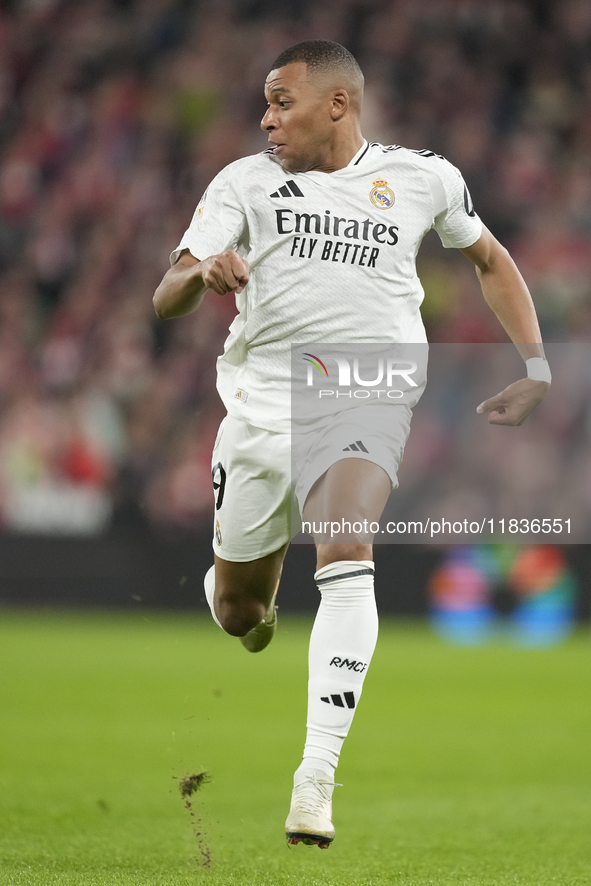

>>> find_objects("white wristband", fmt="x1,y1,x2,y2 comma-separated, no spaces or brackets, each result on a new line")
526,357,552,383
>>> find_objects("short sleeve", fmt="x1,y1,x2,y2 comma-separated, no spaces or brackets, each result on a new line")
170,160,247,265
429,158,482,250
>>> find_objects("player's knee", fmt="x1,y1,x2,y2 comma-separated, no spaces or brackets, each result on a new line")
215,590,266,636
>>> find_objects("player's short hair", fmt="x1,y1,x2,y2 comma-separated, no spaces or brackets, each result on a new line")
270,40,364,92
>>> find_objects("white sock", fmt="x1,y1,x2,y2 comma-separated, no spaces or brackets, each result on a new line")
296,559,378,780
204,565,223,629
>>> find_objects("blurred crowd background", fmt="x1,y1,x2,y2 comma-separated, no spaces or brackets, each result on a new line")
0,0,590,536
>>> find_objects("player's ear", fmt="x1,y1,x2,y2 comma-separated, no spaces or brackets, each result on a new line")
330,89,349,121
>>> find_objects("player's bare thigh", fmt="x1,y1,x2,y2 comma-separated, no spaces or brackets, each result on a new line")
213,543,289,636
303,458,391,568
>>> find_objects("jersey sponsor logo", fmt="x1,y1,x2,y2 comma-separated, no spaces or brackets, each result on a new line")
275,207,399,269
369,178,395,209
320,691,356,708
215,518,222,546
342,441,369,453
212,462,226,511
330,656,368,673
270,179,304,198
290,237,380,267
275,208,399,243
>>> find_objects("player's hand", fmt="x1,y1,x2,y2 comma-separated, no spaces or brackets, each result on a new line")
476,377,550,426
199,250,250,294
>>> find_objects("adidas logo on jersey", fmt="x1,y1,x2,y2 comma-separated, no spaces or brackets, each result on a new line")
343,440,368,452
270,180,304,198
321,692,356,709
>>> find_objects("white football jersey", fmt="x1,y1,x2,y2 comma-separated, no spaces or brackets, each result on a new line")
172,141,482,432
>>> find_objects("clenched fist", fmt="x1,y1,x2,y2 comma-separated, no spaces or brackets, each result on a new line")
200,250,250,295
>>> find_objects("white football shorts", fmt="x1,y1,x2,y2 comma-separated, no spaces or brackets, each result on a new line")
211,403,413,562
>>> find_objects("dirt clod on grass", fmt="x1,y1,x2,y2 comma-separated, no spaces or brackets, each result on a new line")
177,771,212,868
179,771,210,798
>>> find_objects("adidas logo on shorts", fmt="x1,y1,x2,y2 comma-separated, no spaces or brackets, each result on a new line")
269,180,304,198
342,440,368,452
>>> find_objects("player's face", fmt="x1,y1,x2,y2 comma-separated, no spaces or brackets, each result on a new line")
262,62,335,173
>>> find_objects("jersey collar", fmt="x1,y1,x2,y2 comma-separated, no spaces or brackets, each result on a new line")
347,139,369,167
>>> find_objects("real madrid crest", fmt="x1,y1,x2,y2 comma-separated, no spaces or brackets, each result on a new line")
215,518,222,546
369,178,395,210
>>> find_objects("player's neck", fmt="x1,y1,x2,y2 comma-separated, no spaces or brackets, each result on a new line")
312,130,365,174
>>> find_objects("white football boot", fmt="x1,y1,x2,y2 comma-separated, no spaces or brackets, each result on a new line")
285,770,336,848
239,587,278,653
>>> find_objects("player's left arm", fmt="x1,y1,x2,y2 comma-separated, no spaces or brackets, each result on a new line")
460,225,550,426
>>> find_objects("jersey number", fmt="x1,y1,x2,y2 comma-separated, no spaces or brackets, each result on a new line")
212,462,226,511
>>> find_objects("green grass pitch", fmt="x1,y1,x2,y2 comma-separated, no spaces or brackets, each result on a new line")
1,610,590,886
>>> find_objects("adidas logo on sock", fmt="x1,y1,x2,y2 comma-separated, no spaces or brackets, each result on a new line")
270,180,304,198
320,692,356,709
342,440,368,453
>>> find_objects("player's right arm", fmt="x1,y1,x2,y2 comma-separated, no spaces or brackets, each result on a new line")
153,249,250,319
